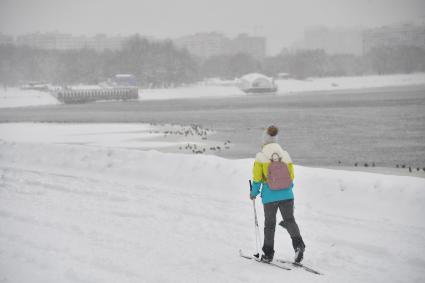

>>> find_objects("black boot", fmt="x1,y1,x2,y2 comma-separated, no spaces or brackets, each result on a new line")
261,246,275,263
291,237,305,263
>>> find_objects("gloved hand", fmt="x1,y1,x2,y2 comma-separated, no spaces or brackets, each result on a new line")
250,194,256,200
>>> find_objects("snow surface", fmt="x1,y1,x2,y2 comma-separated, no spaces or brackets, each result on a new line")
275,73,425,94
0,123,174,149
0,88,59,108
0,123,225,155
0,138,424,283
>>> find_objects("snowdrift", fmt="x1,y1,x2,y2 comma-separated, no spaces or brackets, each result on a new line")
0,141,424,282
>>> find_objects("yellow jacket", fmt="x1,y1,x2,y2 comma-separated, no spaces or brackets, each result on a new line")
251,143,295,203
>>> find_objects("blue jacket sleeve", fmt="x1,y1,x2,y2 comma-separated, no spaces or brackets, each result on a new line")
250,181,262,198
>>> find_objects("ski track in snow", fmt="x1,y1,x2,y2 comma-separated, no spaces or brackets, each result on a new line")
0,142,425,283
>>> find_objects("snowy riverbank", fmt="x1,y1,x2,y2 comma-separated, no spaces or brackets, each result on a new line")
0,123,230,155
0,140,424,283
0,88,60,108
1,73,425,108
138,73,425,100
274,72,425,94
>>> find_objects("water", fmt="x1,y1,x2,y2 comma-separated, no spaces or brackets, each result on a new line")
1,85,424,168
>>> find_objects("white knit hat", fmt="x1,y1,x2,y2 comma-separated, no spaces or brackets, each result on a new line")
262,125,278,145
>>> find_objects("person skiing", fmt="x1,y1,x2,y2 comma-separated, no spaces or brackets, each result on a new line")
250,125,305,263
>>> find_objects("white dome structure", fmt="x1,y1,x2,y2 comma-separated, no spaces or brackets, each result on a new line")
238,73,277,94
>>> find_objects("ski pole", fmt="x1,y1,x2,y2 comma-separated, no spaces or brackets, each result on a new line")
249,180,261,258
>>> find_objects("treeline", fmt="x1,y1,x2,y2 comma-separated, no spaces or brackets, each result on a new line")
0,36,198,87
1,34,425,87
203,46,425,79
263,46,425,79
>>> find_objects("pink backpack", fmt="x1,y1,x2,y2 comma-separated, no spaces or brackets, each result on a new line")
267,153,292,190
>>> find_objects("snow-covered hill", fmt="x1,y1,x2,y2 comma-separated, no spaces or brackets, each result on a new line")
0,141,424,282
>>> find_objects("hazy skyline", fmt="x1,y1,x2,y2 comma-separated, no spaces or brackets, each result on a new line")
1,0,424,54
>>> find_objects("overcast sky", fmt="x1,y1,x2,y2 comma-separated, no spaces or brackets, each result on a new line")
1,0,424,54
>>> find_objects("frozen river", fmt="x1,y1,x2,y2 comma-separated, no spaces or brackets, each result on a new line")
0,85,424,168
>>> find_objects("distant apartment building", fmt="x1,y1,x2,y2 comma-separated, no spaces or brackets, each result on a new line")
14,33,127,51
85,34,126,51
301,27,363,55
16,33,75,50
362,24,425,54
0,34,14,46
294,24,425,56
174,33,228,58
228,34,266,59
174,32,266,59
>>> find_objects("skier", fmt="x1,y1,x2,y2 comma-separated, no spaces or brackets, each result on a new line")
250,125,305,263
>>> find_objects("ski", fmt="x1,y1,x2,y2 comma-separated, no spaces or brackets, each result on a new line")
239,250,291,270
276,259,322,275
